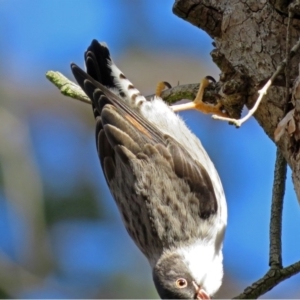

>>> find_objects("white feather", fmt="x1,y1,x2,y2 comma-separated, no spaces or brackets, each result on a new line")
109,62,147,104
176,241,224,296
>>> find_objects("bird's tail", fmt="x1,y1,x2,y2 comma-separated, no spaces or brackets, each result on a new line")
83,40,146,106
84,40,115,88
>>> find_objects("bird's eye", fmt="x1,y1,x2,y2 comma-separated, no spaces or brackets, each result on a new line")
175,278,188,288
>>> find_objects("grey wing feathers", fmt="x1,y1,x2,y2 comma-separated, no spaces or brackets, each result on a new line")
166,139,218,219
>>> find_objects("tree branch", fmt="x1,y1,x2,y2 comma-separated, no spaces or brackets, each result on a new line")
46,70,204,105
46,71,91,104
269,149,287,269
233,261,300,299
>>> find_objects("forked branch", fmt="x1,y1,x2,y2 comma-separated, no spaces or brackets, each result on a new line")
233,150,300,299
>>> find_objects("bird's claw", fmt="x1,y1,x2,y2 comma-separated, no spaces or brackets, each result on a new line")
170,77,228,117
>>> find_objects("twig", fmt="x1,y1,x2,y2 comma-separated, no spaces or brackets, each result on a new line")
269,149,286,269
46,71,91,104
46,70,199,105
147,83,199,104
213,35,300,127
212,80,272,126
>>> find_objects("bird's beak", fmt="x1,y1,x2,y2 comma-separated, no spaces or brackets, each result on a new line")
192,281,211,300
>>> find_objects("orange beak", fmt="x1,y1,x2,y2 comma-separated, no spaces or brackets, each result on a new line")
192,281,211,300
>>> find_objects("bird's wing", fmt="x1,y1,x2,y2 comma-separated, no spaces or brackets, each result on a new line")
71,61,218,253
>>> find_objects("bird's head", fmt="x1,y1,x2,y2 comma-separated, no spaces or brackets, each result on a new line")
152,246,223,299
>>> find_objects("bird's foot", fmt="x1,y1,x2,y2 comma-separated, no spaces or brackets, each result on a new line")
172,77,228,117
155,81,172,97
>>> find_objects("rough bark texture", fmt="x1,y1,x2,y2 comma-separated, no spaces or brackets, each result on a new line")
173,0,300,203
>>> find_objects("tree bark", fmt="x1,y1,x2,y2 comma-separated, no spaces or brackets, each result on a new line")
173,0,300,203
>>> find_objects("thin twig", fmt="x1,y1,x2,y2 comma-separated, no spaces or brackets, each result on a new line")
269,149,287,269
46,71,91,104
213,35,300,127
212,80,272,126
46,70,199,105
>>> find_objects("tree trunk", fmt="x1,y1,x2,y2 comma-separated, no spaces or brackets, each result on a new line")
173,0,300,202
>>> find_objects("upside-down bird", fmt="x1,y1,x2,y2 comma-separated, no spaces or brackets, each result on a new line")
71,40,227,299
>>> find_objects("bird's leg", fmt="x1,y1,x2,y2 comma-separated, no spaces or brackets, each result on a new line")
155,81,172,97
171,77,228,117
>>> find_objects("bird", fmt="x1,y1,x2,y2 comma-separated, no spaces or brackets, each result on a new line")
71,40,227,299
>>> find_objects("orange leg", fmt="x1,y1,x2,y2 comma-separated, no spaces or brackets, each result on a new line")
171,77,228,117
155,81,172,97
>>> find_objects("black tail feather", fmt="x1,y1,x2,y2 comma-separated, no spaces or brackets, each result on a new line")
84,40,115,88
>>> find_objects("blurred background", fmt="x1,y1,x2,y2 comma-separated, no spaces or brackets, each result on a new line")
0,0,299,298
